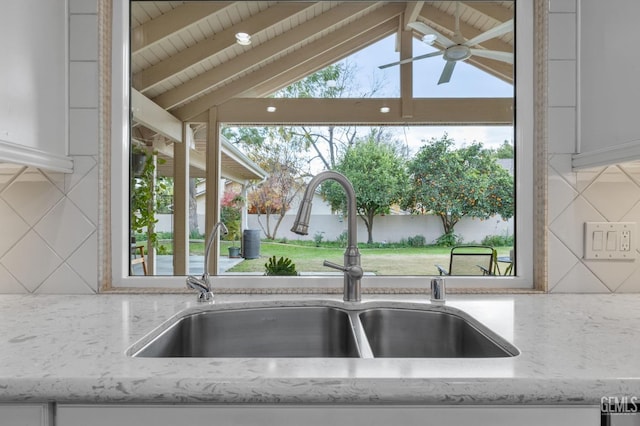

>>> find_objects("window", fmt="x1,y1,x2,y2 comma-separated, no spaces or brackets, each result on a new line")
108,1,535,291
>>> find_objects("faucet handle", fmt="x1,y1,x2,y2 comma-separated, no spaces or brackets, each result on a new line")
323,260,363,280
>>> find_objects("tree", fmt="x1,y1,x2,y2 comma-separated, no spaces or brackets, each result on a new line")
494,140,514,159
403,134,514,244
246,128,306,240
275,61,387,170
220,189,243,244
322,135,408,244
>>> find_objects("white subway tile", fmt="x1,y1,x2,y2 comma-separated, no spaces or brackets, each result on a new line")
69,62,99,108
69,0,97,14
549,0,576,13
70,14,98,61
549,13,576,60
548,60,576,107
548,107,576,154
69,108,99,155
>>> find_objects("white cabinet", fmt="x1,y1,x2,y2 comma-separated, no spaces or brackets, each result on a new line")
0,404,50,426
573,0,640,168
57,404,599,426
0,0,72,173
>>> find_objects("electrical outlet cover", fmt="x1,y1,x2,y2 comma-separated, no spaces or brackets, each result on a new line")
584,222,637,260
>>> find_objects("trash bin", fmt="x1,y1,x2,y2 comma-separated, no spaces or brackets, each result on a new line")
242,229,261,259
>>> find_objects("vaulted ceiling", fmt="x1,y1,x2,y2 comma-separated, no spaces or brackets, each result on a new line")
129,1,515,179
131,1,514,121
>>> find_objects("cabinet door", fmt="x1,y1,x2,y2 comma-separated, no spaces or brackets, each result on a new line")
0,404,50,426
57,404,600,426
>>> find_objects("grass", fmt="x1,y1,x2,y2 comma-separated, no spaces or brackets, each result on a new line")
225,241,511,276
139,239,512,275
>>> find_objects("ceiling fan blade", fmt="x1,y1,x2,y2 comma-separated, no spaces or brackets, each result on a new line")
469,49,514,64
378,51,443,70
465,19,514,47
408,21,456,48
438,61,456,85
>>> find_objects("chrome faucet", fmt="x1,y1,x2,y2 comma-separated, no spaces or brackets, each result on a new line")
186,221,228,302
291,171,363,302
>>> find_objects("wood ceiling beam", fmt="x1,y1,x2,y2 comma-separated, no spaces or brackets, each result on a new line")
466,56,513,84
131,88,182,143
404,2,424,29
240,19,398,99
133,2,313,93
131,2,233,55
462,2,514,23
216,98,513,125
171,4,405,121
154,2,385,111
400,27,413,118
419,4,513,52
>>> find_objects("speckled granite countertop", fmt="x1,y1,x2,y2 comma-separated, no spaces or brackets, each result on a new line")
0,293,638,405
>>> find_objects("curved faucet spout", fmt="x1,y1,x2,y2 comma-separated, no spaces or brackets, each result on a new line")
186,221,228,302
291,171,362,302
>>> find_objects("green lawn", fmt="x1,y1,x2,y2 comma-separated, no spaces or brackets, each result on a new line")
223,241,512,276
141,239,511,275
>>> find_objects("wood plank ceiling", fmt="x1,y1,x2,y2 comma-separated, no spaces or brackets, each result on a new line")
129,1,515,178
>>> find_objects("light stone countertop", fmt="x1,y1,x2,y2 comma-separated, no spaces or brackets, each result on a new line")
0,293,638,405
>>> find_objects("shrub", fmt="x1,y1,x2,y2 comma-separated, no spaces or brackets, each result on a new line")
407,234,426,247
482,234,514,247
435,232,461,247
189,229,204,240
264,256,298,276
335,231,348,248
313,231,325,247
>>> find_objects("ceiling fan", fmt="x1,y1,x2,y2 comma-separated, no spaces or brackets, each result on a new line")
378,2,514,85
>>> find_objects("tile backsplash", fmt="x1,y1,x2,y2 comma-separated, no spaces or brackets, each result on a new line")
549,158,640,292
0,160,98,293
1,0,637,294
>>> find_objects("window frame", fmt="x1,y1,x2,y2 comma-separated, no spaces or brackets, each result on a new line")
107,0,537,292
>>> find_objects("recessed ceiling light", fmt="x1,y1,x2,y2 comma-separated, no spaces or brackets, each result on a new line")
380,106,390,113
267,106,276,112
235,32,251,46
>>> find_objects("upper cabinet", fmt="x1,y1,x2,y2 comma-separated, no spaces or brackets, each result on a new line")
573,0,640,169
0,0,72,172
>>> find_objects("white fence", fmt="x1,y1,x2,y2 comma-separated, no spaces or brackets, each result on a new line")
156,213,513,245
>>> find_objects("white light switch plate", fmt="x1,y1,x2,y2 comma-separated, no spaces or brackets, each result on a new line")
584,222,637,260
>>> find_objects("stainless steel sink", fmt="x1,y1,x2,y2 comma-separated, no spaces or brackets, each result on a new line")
132,306,360,358
130,302,518,359
358,308,517,358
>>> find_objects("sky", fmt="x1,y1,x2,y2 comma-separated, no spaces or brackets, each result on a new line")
342,33,514,154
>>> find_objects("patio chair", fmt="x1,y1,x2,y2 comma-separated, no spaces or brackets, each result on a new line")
436,245,497,276
130,237,147,275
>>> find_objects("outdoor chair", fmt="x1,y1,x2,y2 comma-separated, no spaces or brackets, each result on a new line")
436,245,497,276
130,237,147,276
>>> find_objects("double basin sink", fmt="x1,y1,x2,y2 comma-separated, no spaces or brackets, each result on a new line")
129,301,519,359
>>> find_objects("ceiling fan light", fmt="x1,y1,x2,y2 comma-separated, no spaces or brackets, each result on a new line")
421,34,437,45
443,45,471,61
235,32,251,46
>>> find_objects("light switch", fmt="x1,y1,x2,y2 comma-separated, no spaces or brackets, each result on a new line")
593,231,603,251
584,222,637,260
606,231,617,251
